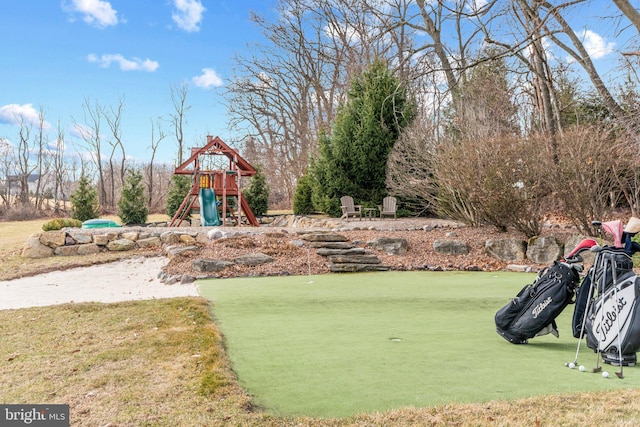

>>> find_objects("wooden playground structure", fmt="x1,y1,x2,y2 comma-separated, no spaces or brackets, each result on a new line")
169,135,259,227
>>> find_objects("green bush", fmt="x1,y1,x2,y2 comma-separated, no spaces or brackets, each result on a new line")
42,218,83,231
293,174,314,215
243,167,269,216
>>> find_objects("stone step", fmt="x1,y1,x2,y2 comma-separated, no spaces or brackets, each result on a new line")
316,247,366,256
329,263,390,273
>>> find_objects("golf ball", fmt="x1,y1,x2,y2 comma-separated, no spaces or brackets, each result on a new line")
579,365,586,372
602,371,609,378
568,362,575,369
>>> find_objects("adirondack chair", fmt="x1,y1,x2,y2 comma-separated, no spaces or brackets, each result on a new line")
340,196,362,220
378,196,397,219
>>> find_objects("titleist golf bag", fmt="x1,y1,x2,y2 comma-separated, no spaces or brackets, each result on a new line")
571,219,640,367
495,261,581,344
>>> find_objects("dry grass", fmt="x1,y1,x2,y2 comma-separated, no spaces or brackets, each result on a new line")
2,216,640,425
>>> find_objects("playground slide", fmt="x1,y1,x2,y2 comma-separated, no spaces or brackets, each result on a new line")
199,188,221,226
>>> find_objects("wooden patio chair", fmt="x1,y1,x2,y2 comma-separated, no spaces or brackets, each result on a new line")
378,196,397,219
340,196,362,220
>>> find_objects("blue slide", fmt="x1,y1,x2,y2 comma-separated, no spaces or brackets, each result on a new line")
199,188,221,226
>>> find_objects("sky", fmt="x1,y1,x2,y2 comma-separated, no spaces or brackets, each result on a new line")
0,0,635,167
0,0,276,165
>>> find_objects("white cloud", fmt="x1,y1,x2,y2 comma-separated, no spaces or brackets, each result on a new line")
0,104,51,129
64,0,118,28
172,0,206,32
87,54,159,72
192,68,223,89
579,29,616,59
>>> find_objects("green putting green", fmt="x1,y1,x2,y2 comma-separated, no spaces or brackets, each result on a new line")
197,271,636,418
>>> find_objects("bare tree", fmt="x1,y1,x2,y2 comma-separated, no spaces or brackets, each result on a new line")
169,83,190,165
104,96,127,209
74,98,107,210
16,117,36,207
146,117,167,210
52,121,69,215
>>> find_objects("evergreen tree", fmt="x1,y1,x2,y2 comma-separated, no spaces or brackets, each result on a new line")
310,58,414,216
293,173,314,215
243,166,269,216
70,175,99,222
165,175,193,220
118,169,148,225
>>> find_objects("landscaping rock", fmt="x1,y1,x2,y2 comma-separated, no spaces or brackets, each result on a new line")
366,237,408,255
485,239,527,262
329,263,389,272
121,231,139,241
308,241,354,249
137,236,162,248
67,230,93,244
107,239,136,252
433,239,469,255
327,254,381,264
54,245,79,256
234,253,274,266
22,234,54,258
166,245,199,259
301,233,348,242
77,243,101,256
192,258,235,273
316,248,366,256
527,236,562,264
40,230,66,248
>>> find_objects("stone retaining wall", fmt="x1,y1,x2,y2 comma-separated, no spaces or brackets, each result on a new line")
22,227,211,259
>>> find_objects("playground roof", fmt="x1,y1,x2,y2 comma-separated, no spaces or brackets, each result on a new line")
174,135,257,177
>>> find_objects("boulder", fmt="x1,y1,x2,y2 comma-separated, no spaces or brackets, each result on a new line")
327,254,381,264
527,236,563,264
301,233,348,242
207,229,224,240
329,263,389,272
366,237,408,255
179,234,196,244
93,234,110,246
54,245,79,256
121,231,139,241
77,243,101,256
39,230,66,248
136,236,162,248
316,248,366,256
193,258,235,273
160,231,181,244
165,245,199,258
308,241,354,249
433,239,469,255
234,253,275,266
485,239,527,262
67,230,93,244
107,239,136,252
22,234,54,258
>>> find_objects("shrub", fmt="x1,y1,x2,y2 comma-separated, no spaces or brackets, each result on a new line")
293,174,314,215
118,169,149,225
71,175,99,222
243,167,269,216
42,218,82,231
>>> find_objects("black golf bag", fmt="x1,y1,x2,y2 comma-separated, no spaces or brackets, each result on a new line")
495,261,581,344
574,247,640,366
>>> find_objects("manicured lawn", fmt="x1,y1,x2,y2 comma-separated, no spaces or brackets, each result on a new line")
198,271,636,418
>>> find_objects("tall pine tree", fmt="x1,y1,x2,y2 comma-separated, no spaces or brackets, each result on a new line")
118,169,148,225
70,175,99,222
310,58,414,216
